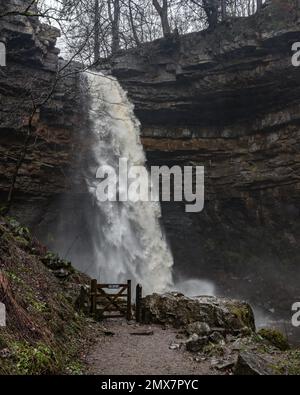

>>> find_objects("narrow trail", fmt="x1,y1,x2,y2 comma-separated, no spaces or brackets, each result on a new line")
85,319,215,375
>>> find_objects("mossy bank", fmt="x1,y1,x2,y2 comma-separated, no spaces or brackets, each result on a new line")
0,216,93,375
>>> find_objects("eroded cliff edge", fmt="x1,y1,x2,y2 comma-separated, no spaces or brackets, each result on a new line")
109,0,300,315
0,0,86,224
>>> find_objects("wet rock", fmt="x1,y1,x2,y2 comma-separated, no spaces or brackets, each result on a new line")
141,293,255,335
215,360,236,371
234,352,275,376
209,331,225,344
169,344,180,350
53,268,71,279
186,322,211,336
186,335,209,353
257,328,290,351
232,339,243,351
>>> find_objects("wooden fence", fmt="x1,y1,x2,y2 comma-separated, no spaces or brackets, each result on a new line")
90,279,132,320
90,280,143,322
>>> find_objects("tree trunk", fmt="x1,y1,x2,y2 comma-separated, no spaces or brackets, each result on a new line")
129,0,140,46
256,0,263,10
203,0,219,29
108,0,120,55
221,0,227,20
94,0,100,63
112,0,120,54
153,0,171,37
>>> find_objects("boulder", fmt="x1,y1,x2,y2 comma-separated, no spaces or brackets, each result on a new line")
234,352,275,376
257,328,290,351
141,292,255,335
186,335,209,353
186,322,211,336
209,331,225,344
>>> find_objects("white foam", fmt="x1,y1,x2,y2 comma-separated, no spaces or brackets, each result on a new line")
85,71,174,295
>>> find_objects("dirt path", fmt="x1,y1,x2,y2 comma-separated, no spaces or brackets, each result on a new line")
85,319,215,375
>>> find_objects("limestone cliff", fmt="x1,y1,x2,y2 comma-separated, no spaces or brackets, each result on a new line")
108,0,300,314
0,0,85,224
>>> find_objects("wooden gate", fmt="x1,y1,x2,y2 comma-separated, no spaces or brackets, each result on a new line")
90,279,132,320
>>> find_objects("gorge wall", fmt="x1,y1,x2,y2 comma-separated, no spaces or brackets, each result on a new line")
108,0,300,315
1,1,300,317
0,0,86,225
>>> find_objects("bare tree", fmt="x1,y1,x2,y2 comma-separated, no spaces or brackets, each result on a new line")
2,0,267,63
128,0,140,46
108,0,121,54
202,0,219,29
152,0,171,37
94,0,101,62
221,0,227,19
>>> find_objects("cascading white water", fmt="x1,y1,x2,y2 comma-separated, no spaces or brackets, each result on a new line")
85,71,174,295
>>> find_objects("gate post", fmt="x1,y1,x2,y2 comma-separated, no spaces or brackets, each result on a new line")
127,280,132,321
136,284,143,323
90,279,97,315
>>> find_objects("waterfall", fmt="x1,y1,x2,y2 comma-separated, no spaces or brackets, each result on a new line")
84,71,174,295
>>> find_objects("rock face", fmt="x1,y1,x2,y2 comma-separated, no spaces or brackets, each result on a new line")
0,1,87,225
141,292,256,334
234,352,275,375
109,0,300,314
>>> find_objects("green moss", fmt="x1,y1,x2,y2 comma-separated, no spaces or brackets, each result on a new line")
42,252,73,272
5,270,21,283
30,300,49,314
6,218,30,239
202,343,226,357
9,341,63,375
257,328,290,351
0,216,90,375
66,361,84,375
0,332,85,375
230,304,255,331
270,351,300,375
14,236,30,248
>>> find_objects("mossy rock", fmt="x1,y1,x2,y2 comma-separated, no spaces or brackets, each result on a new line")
42,252,72,271
229,304,256,333
257,328,290,351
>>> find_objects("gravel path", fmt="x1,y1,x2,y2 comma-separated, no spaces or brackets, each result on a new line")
85,319,214,375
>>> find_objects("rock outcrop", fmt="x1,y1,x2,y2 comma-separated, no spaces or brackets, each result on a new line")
0,1,86,224
234,352,275,375
141,292,255,334
108,0,300,315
